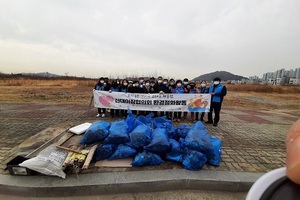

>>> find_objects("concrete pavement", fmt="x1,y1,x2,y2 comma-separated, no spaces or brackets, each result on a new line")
0,102,298,197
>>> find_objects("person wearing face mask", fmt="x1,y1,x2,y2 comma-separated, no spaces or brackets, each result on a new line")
182,78,190,120
138,77,144,87
165,78,175,120
173,80,185,123
142,80,153,94
141,80,153,115
119,79,129,118
100,77,111,117
206,77,227,127
195,80,209,121
187,82,197,122
168,78,176,93
154,76,167,117
109,79,120,118
154,76,166,94
128,80,140,115
163,78,169,87
95,77,105,117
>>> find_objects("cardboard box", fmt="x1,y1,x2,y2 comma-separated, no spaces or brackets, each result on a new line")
6,156,36,176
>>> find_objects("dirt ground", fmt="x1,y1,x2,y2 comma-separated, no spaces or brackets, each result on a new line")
0,80,299,110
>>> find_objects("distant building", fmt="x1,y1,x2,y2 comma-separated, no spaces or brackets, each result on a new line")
275,77,287,85
295,67,300,79
261,67,300,85
289,78,300,85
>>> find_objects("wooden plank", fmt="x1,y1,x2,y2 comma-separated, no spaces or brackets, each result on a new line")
56,145,82,154
82,145,98,170
56,133,73,147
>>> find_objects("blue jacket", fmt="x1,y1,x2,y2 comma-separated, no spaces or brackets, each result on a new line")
110,85,120,92
94,83,104,91
174,86,185,94
198,87,209,94
209,84,227,103
189,88,197,94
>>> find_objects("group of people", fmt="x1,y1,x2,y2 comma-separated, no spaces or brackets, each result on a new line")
94,76,227,127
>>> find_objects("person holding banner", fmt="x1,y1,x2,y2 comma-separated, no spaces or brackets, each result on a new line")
182,78,190,120
95,77,106,118
187,82,197,122
195,81,209,121
173,79,185,123
206,77,227,127
141,79,154,116
154,76,167,117
109,80,120,118
119,79,129,118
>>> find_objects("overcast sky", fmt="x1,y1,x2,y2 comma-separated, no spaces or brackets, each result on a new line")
0,0,299,79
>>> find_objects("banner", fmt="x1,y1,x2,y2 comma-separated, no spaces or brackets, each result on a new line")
93,90,211,112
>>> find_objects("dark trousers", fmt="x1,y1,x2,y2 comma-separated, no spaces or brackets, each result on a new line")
174,112,182,119
208,102,222,124
111,109,119,117
97,108,106,114
121,109,127,117
132,110,137,115
195,112,205,120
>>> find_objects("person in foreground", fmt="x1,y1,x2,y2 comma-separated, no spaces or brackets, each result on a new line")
286,118,300,184
206,77,227,127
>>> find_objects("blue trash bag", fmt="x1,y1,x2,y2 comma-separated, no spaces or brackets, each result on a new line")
182,122,214,159
108,144,137,160
127,121,152,149
131,150,164,167
165,122,177,140
80,121,110,145
104,120,130,144
153,116,172,129
136,113,154,128
208,136,222,166
182,149,207,171
144,127,171,154
191,121,206,130
175,124,191,139
166,139,184,162
126,109,136,133
93,144,117,161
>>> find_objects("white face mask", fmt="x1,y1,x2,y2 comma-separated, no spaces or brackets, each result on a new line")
139,80,144,83
201,83,206,87
117,82,119,84
157,80,162,83
183,82,188,85
214,81,220,85
177,83,182,87
163,81,167,85
145,83,150,86
100,80,104,84
151,83,155,87
123,83,128,86
133,84,136,87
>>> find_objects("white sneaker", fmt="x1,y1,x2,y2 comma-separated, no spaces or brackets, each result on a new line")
107,109,111,113
101,113,105,118
96,114,100,117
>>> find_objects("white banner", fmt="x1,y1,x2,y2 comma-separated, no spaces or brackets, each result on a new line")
93,90,211,112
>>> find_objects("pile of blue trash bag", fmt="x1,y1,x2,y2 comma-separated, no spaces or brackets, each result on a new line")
80,111,222,171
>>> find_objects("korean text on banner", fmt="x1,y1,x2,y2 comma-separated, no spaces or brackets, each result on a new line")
93,90,211,112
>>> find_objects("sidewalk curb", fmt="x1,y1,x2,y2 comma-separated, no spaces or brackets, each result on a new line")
0,170,264,197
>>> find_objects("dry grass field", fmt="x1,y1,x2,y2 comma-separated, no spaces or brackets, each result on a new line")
0,78,299,110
